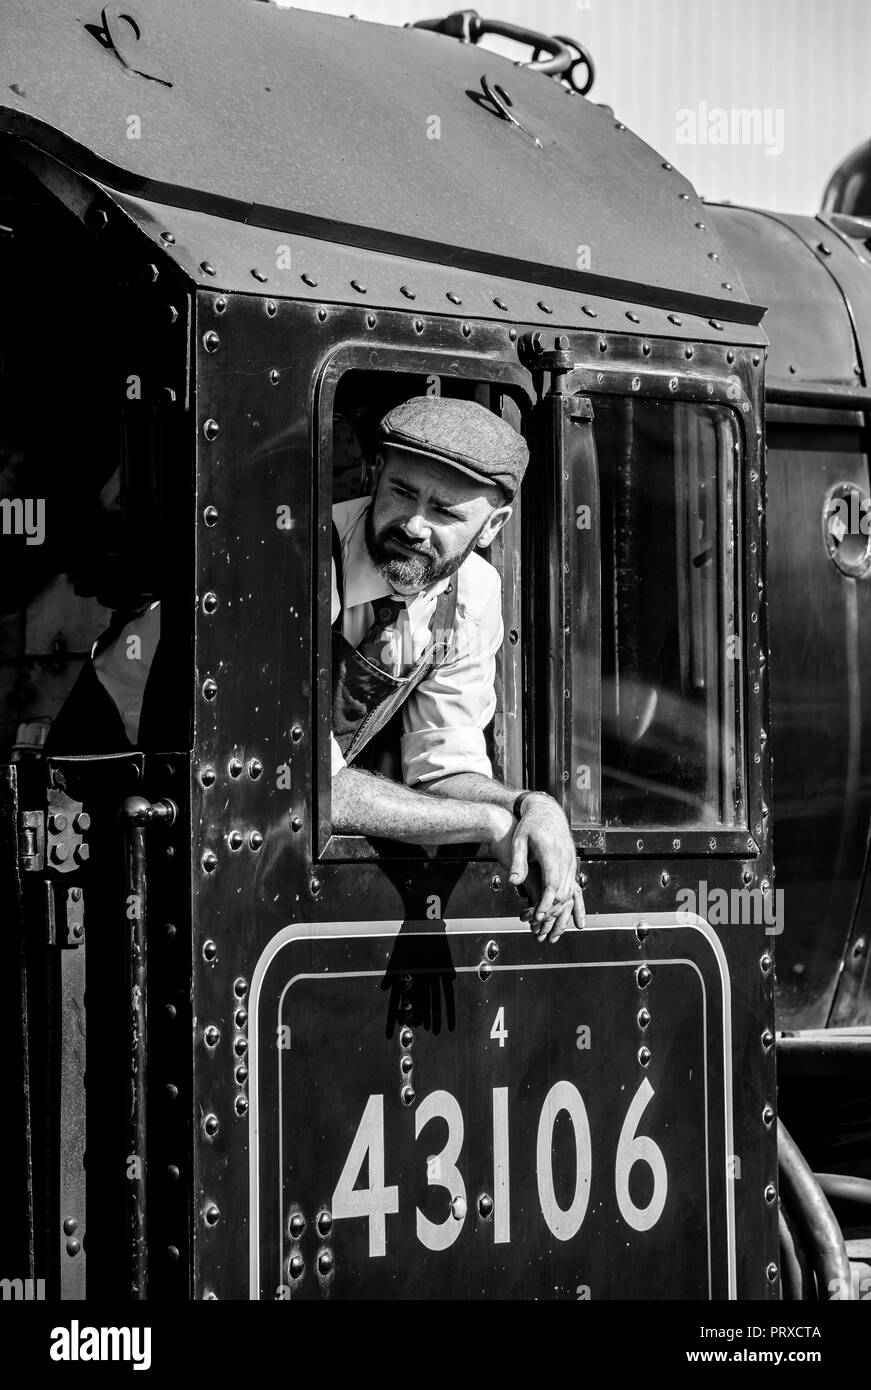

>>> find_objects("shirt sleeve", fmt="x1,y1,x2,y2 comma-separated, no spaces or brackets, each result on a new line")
401,562,503,786
329,556,347,776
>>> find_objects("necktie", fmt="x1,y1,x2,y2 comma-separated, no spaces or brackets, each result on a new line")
356,597,407,675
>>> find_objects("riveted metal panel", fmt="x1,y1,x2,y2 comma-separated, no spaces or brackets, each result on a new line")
0,0,761,326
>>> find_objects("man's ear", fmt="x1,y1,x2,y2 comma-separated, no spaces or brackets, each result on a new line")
476,503,513,548
368,451,386,496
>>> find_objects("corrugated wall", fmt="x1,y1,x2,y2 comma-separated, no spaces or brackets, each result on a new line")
275,0,871,213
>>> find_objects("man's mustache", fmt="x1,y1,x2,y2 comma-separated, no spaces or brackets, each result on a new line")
380,530,437,559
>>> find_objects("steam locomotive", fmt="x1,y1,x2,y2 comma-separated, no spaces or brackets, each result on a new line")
0,0,868,1301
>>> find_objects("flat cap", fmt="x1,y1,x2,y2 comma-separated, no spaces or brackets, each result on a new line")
378,396,529,499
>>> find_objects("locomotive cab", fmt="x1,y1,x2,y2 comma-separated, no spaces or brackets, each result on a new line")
1,0,781,1302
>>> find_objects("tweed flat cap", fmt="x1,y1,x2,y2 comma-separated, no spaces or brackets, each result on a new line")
378,396,529,498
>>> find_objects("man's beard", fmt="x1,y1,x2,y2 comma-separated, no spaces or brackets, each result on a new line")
365,505,482,593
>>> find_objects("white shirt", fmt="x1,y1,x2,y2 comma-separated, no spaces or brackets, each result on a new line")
92,601,161,744
331,497,502,786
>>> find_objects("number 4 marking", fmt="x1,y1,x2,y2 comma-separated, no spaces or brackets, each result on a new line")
331,1094,399,1257
490,1006,508,1048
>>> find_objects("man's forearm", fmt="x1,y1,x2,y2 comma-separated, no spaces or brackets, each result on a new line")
422,771,528,812
332,766,500,844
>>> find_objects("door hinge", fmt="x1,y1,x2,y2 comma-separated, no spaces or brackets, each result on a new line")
18,809,45,872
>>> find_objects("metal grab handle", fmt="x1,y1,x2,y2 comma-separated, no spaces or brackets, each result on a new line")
413,10,573,75
117,795,177,1299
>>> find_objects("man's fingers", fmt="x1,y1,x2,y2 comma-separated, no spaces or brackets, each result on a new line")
572,883,586,930
508,826,530,886
547,900,574,944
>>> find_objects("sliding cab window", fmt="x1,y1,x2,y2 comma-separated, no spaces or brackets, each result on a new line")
565,395,743,832
319,367,527,853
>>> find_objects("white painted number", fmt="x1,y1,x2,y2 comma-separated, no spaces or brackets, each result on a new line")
490,1006,508,1048
331,1094,399,1257
492,1086,510,1244
415,1090,466,1251
614,1078,668,1232
536,1081,592,1240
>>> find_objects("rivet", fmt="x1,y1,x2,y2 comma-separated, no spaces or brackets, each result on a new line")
764,1184,777,1205
66,1239,81,1256
249,830,263,852
493,297,508,310
709,319,724,330
641,341,651,356
399,1027,413,1049
581,304,597,317
635,920,649,943
202,938,218,962
662,161,673,170
201,850,217,874
401,1085,415,1106
695,222,706,231
203,418,220,442
288,1254,304,1280
318,1251,333,1276
660,871,670,887
234,1034,249,1057
478,1194,494,1219
742,868,753,886
637,1007,651,1029
636,965,652,989
229,758,243,777
578,872,588,887
160,231,175,244
202,678,218,701
536,301,553,314
291,817,302,832
166,922,177,938
366,313,376,328
461,321,472,337
636,838,644,850
752,354,761,366
766,1262,778,1283
638,1046,652,1067
269,369,280,385
265,299,277,316
234,977,248,997
251,268,268,283
626,311,641,323
672,838,681,849
350,279,367,294
684,346,693,359
485,940,499,961
200,262,216,277
202,591,218,614
400,285,416,299
203,505,218,526
165,1003,176,1019
708,251,719,262
291,725,303,742
679,192,689,200
301,273,318,287
400,1053,413,1075
317,1210,333,1236
203,330,220,353
289,1212,306,1239
204,1025,220,1048
722,282,733,291
761,1029,774,1051
491,876,502,892
762,1103,775,1127
667,314,682,326
508,328,517,341
214,296,227,313
446,292,462,305
248,758,263,779
450,1195,467,1221
166,1083,178,1100
310,876,321,896
167,1245,180,1261
598,338,607,352
63,1217,78,1235
817,242,832,256
726,350,735,365
235,1064,248,1085
235,1093,249,1116
204,1114,219,1137
478,961,492,981
227,830,243,851
317,307,327,322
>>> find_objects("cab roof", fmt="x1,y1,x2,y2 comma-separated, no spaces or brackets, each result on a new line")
0,0,763,328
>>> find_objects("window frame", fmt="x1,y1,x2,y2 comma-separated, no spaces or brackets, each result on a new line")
312,341,535,863
542,363,754,858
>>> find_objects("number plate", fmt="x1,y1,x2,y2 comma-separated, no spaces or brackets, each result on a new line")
248,915,734,1300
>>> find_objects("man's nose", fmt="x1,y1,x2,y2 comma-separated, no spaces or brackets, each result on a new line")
401,513,431,541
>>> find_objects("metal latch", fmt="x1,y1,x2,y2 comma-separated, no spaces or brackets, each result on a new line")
18,809,45,872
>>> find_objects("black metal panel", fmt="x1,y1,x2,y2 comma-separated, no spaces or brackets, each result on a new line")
188,292,776,1298
0,1,759,323
709,205,861,391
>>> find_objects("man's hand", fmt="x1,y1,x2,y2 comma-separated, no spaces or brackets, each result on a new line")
484,798,585,945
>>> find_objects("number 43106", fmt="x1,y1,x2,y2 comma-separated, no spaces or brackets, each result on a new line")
331,1077,667,1257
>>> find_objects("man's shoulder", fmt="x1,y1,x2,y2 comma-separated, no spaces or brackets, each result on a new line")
455,549,502,623
332,495,370,539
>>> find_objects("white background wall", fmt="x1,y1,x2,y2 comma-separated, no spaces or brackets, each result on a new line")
275,0,871,214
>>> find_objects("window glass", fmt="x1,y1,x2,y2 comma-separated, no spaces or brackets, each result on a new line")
570,396,742,829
